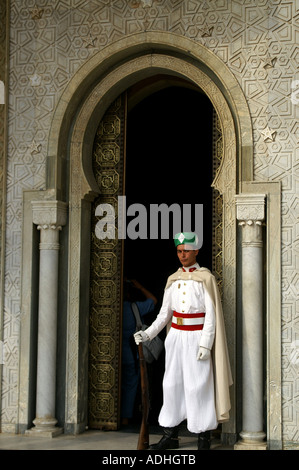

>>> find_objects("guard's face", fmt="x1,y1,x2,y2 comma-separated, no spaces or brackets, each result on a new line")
176,245,199,267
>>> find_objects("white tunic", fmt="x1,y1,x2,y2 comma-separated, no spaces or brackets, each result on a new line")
145,264,217,433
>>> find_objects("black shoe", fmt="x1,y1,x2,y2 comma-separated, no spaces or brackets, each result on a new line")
198,431,211,450
149,427,179,450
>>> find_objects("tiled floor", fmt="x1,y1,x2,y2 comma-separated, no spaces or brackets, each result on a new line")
0,428,231,451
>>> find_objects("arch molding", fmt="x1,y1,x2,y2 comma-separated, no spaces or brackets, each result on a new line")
55,34,252,436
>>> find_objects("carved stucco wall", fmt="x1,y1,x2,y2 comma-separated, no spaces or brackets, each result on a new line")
0,0,8,434
1,0,298,444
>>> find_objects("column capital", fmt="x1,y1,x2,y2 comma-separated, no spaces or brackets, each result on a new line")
236,194,266,248
235,194,266,223
31,200,67,228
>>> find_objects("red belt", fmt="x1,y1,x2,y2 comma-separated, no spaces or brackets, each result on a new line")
171,311,205,331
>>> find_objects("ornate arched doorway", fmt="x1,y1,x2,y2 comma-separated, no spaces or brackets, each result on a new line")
66,54,242,437
43,32,253,438
88,80,222,429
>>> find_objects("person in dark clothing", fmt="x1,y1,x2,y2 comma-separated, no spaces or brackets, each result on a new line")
121,279,157,425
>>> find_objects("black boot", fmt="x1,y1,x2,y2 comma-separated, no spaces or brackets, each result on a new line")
149,427,179,450
197,431,211,450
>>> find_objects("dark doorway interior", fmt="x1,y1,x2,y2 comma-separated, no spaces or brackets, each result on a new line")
124,84,214,424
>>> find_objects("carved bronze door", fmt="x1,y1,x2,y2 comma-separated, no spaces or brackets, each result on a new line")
88,94,127,430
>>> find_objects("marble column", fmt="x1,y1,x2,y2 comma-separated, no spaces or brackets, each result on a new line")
26,200,67,437
235,194,267,450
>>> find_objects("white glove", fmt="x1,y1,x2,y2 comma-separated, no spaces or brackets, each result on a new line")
134,330,150,345
197,346,210,361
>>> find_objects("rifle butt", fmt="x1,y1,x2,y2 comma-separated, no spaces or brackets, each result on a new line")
137,421,149,450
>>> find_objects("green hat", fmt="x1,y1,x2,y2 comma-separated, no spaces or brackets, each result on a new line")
174,232,199,248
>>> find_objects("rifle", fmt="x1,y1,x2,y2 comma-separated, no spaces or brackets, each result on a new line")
137,342,150,450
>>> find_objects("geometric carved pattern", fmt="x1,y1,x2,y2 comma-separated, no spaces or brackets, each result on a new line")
90,279,117,306
1,0,298,445
94,252,118,278
89,393,115,421
90,307,116,334
0,2,7,377
90,337,116,363
98,169,120,195
88,94,126,430
89,364,115,391
94,142,121,168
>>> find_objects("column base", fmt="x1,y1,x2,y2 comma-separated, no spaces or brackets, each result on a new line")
25,417,63,438
234,431,267,450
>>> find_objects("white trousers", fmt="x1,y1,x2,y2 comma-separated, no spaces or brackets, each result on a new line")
158,328,218,434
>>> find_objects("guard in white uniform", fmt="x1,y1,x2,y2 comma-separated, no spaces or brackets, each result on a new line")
134,232,232,450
